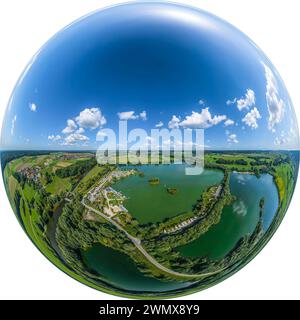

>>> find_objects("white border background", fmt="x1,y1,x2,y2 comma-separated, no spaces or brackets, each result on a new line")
0,0,299,300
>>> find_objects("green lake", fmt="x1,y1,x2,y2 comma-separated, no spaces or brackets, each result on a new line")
82,166,279,292
113,165,224,223
177,172,279,260
82,243,192,293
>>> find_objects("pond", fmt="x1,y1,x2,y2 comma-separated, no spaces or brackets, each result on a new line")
113,165,224,223
177,172,279,260
82,243,192,293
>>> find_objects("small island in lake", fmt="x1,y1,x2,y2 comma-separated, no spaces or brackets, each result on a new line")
259,197,265,209
259,197,265,217
138,171,145,178
148,177,160,185
167,187,178,195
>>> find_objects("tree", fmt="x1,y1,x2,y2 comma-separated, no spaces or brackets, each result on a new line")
45,171,53,184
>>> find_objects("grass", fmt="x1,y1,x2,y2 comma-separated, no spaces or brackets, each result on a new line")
23,183,36,201
55,161,73,168
73,165,107,194
45,176,71,195
272,163,295,212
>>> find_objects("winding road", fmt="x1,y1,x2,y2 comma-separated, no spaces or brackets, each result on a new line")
81,172,225,279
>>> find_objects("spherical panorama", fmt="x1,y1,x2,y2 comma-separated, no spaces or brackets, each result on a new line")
1,2,299,298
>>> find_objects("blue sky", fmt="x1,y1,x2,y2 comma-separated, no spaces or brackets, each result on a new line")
1,2,299,150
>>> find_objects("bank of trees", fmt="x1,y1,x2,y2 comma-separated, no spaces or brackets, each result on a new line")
56,158,97,178
55,199,138,277
216,158,248,166
44,171,53,184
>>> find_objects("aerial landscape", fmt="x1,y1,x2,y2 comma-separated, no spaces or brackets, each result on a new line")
0,3,299,298
1,150,298,297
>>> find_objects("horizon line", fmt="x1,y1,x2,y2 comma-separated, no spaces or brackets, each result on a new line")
1,148,299,152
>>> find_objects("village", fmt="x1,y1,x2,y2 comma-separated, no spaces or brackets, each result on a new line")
17,165,41,184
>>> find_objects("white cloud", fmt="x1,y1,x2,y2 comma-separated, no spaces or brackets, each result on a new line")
168,115,181,129
274,136,284,146
224,119,235,127
11,115,17,135
242,107,261,129
29,103,37,112
63,133,89,145
199,99,205,105
237,89,255,111
226,98,237,106
76,127,85,134
118,111,138,120
179,108,226,129
96,131,108,139
118,110,147,121
262,63,285,132
155,121,164,128
139,110,147,121
162,139,184,147
75,107,106,129
274,127,299,149
62,119,77,134
227,134,239,144
48,134,61,141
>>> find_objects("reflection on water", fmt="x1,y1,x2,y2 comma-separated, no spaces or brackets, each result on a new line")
82,243,192,292
177,173,279,260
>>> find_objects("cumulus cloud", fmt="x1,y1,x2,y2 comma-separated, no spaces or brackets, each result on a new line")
274,127,299,149
224,119,235,127
226,98,237,106
237,89,256,111
179,108,226,129
118,111,138,120
155,121,164,128
262,63,285,132
75,127,85,134
76,107,106,129
242,107,261,129
48,134,61,141
118,110,147,121
168,115,181,129
62,107,105,137
139,110,147,121
62,119,77,134
274,136,285,146
96,131,108,139
145,136,153,142
63,133,89,145
199,99,205,105
29,103,37,112
11,115,17,135
227,134,239,144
